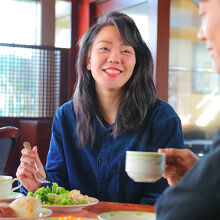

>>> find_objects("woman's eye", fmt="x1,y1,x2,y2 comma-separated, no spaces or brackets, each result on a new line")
123,50,132,54
100,47,109,51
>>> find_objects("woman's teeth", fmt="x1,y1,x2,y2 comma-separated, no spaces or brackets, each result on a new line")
104,69,121,74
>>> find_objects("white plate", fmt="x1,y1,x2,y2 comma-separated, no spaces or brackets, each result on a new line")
2,208,52,220
42,197,99,212
0,192,24,203
98,211,156,220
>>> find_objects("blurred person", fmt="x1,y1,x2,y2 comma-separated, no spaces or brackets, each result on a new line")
16,12,184,205
156,0,220,219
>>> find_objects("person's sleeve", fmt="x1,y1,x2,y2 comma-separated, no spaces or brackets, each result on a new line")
45,109,69,189
140,113,184,205
155,147,220,220
20,182,51,195
20,184,28,195
211,129,220,151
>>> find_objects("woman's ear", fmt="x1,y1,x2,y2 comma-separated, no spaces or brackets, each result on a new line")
86,58,91,70
86,52,91,70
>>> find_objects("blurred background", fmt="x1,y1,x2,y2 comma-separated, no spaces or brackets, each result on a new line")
1,0,219,176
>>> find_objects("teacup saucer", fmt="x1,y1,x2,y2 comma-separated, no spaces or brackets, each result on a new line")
0,192,24,203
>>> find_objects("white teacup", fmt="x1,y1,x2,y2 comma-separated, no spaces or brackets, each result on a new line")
125,151,166,183
0,175,22,198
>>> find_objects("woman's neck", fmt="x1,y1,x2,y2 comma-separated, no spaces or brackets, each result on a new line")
97,88,122,126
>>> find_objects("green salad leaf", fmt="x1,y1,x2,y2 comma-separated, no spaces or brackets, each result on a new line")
27,182,81,205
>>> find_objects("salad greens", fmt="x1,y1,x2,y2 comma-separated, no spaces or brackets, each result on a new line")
28,182,87,205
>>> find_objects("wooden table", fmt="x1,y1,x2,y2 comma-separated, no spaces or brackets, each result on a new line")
50,201,155,219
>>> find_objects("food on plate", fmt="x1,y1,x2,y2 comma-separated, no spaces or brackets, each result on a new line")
68,190,95,204
0,197,41,218
9,196,41,218
0,203,16,217
28,182,95,205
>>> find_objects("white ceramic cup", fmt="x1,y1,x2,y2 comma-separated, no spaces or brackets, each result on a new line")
0,175,22,198
125,151,166,183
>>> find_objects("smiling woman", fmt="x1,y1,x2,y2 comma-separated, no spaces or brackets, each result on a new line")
17,11,184,206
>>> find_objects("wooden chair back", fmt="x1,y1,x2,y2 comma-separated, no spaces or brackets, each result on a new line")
0,126,20,177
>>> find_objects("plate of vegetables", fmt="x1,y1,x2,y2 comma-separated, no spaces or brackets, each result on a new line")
28,183,99,212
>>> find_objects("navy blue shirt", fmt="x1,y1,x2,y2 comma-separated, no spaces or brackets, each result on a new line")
21,98,184,204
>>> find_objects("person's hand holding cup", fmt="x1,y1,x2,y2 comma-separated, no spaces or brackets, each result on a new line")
0,175,22,198
125,151,166,182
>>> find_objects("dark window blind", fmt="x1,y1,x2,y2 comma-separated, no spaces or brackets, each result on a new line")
0,44,61,117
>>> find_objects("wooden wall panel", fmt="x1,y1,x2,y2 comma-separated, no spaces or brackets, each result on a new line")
19,120,52,166
154,0,170,101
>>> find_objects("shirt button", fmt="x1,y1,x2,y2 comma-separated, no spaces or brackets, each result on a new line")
98,159,103,165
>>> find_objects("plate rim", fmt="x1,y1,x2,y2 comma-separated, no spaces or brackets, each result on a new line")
42,197,99,210
0,207,52,220
98,211,156,218
40,207,53,218
0,192,24,202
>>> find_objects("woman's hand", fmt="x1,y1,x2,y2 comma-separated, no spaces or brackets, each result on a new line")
16,146,45,192
158,148,199,186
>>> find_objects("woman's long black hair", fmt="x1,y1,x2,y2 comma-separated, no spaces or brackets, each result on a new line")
73,11,156,147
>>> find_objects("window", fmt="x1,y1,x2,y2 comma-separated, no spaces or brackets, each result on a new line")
169,0,220,139
0,0,41,45
55,0,71,48
0,44,61,118
120,2,149,44
0,0,70,118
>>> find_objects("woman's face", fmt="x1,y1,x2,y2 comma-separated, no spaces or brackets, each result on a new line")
87,25,136,94
198,0,220,73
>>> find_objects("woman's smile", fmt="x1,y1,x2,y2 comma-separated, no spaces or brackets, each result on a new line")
103,67,123,77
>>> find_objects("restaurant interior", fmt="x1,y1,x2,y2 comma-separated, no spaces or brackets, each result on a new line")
0,0,220,218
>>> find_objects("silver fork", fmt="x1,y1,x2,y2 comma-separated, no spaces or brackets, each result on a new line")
23,141,50,184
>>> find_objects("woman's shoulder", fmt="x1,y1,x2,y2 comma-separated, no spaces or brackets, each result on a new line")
55,100,74,116
152,98,178,117
52,100,77,134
